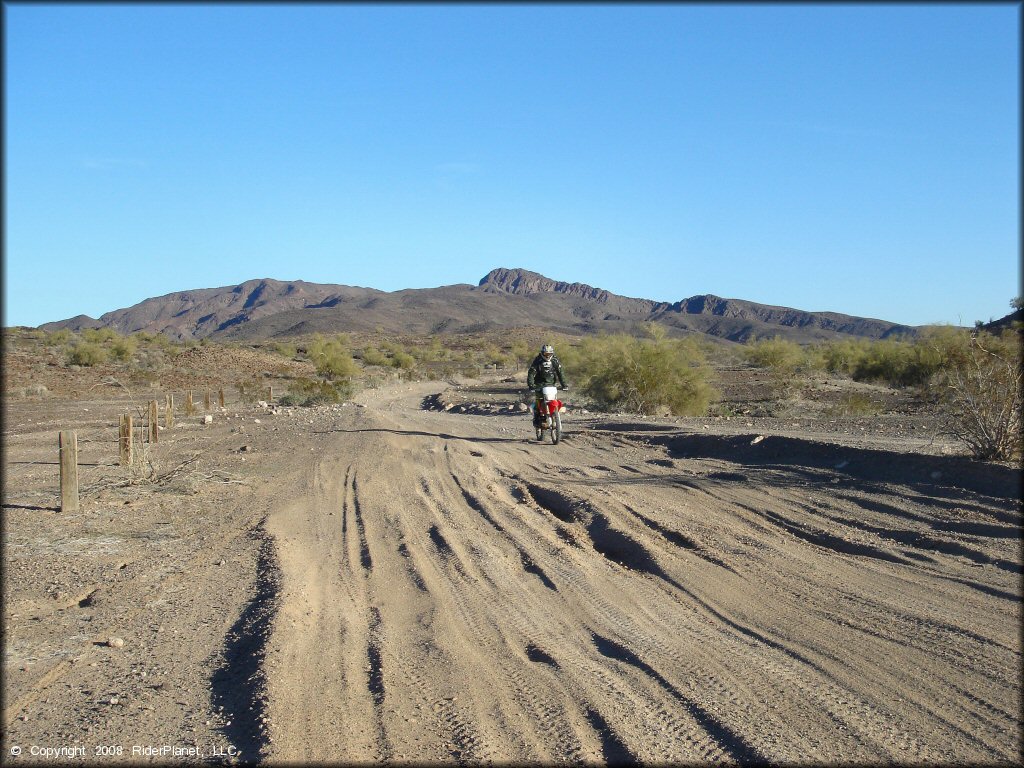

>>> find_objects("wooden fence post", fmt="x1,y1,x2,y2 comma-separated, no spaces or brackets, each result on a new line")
266,386,274,403
204,392,211,412
165,395,174,429
119,414,133,465
185,390,195,416
218,389,225,408
149,400,159,444
59,431,79,513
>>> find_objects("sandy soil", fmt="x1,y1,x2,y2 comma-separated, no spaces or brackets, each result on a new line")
2,374,1021,766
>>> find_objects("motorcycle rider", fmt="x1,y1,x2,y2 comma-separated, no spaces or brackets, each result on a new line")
526,344,568,428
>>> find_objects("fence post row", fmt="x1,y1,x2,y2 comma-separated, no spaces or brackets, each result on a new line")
59,430,79,513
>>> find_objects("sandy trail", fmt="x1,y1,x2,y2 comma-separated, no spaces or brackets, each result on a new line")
257,383,1021,765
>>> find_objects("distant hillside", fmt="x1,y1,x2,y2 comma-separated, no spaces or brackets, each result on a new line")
39,267,919,343
981,309,1024,334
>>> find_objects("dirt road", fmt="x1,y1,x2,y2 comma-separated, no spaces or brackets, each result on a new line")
262,382,1021,764
2,379,1021,765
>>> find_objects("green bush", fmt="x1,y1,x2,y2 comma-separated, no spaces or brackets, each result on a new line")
411,337,445,362
391,351,416,370
845,339,941,387
308,334,360,380
67,342,108,366
110,336,138,362
744,336,805,371
81,327,120,343
564,332,717,416
509,340,531,368
271,342,297,359
45,329,73,346
813,335,945,388
819,338,870,376
281,378,353,406
361,346,390,367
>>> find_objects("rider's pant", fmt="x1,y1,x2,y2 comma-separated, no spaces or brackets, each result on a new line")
534,395,545,425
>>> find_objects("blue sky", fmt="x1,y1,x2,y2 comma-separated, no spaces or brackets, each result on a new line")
4,3,1019,329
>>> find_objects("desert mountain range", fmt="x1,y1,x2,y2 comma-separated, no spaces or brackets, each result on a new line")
40,267,919,343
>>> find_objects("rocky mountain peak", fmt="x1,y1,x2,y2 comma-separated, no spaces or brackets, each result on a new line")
478,268,611,302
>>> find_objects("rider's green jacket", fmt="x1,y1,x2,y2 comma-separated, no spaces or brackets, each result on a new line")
527,354,567,390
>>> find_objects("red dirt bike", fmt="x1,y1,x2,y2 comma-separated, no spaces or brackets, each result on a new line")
532,385,565,444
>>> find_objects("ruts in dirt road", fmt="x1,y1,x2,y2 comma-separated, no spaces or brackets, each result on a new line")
256,383,1021,765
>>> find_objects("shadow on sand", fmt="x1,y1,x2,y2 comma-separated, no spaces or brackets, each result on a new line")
314,426,543,445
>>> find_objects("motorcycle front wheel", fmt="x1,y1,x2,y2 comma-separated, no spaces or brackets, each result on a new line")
550,411,562,445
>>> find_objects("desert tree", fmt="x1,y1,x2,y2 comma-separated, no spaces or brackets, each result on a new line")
932,328,1021,461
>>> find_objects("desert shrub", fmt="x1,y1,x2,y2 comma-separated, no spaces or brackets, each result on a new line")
565,332,717,416
110,335,138,362
81,327,120,344
236,378,264,405
411,337,445,362
391,351,416,370
846,339,941,388
281,377,353,406
147,332,177,350
744,336,804,371
271,342,297,359
482,345,514,369
66,342,108,366
361,346,390,367
820,338,871,376
814,336,944,388
825,392,882,418
510,339,532,368
931,329,1021,461
45,329,73,346
308,334,360,380
134,347,167,371
128,368,159,387
13,384,49,399
799,344,825,372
